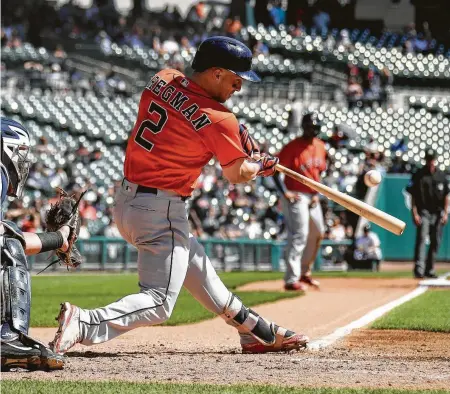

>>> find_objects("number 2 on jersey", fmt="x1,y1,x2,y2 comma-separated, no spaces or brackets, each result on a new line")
134,101,168,151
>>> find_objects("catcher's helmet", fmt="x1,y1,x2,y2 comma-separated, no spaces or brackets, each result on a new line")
1,118,31,198
192,36,260,83
301,112,322,137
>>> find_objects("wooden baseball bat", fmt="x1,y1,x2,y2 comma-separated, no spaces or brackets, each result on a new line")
276,164,406,235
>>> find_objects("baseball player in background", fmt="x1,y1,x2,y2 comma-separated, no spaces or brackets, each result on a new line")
1,118,73,371
274,113,327,291
50,36,309,355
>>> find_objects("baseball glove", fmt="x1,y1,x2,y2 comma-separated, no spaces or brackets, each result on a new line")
40,188,86,273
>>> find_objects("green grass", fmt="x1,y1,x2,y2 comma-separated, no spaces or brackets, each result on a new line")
2,381,449,394
30,272,295,327
371,290,450,332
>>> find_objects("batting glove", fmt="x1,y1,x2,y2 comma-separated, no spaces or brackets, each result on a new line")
239,124,260,159
256,153,279,177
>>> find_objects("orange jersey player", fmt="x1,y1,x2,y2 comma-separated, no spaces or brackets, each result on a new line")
51,36,309,357
124,68,248,197
274,113,327,291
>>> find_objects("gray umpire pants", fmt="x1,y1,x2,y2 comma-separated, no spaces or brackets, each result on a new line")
414,210,443,277
78,179,235,345
282,193,325,285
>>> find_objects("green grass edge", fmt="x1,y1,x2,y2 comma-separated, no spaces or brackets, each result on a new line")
2,380,449,394
371,290,450,333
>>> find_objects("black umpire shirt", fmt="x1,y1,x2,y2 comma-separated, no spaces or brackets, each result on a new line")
407,167,449,214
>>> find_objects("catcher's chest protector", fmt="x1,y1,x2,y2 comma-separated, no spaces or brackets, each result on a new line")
1,227,31,336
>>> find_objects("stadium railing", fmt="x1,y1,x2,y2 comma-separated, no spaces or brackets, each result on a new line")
27,237,352,273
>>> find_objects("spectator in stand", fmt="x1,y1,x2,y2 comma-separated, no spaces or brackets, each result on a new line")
104,218,122,259
224,16,243,40
365,137,379,156
189,206,204,238
97,31,113,55
7,30,23,48
329,217,346,242
1,29,7,47
53,45,67,59
363,68,382,107
245,215,263,239
80,198,98,222
312,8,330,36
252,40,269,56
413,33,428,54
338,29,353,51
21,211,41,233
49,167,69,189
187,1,207,24
78,217,91,240
26,163,52,193
391,137,408,154
329,126,349,149
346,76,363,109
202,207,220,237
324,33,335,53
404,38,415,54
180,36,193,51
353,224,383,271
268,0,286,28
162,35,180,54
404,22,417,39
35,136,53,154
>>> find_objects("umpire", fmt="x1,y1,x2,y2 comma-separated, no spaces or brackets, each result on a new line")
407,150,449,278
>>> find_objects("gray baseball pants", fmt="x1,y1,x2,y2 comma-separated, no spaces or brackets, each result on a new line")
282,192,325,284
77,179,249,345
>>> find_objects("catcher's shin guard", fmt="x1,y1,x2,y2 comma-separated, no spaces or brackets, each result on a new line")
1,237,31,335
220,293,275,345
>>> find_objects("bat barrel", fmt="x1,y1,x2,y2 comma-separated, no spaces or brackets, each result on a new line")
275,164,406,236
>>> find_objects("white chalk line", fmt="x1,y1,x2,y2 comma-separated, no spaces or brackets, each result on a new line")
419,271,450,287
306,280,434,351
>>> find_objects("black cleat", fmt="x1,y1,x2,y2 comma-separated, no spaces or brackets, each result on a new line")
1,335,65,371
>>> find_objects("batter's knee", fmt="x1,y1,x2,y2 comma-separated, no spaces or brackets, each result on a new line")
139,289,176,324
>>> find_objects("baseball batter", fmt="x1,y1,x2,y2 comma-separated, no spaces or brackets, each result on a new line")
50,37,308,354
274,113,327,291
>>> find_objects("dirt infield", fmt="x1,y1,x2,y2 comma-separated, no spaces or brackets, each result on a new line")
4,277,450,389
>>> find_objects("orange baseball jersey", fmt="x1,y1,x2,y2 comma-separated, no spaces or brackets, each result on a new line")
124,69,247,196
277,137,327,194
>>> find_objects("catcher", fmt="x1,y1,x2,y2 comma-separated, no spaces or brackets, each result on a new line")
1,117,83,371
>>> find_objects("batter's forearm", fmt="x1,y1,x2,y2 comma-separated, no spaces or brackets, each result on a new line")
239,160,260,183
223,159,259,184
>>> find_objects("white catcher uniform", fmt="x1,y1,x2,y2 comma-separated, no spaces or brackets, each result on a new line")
50,67,308,354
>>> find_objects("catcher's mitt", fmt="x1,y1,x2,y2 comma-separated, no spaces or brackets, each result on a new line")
39,188,86,273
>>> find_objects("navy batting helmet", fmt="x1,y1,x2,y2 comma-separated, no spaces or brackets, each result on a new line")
192,36,260,83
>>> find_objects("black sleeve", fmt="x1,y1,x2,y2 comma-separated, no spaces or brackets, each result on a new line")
273,171,287,196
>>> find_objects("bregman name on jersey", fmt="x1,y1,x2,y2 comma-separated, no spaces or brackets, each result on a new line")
146,75,212,131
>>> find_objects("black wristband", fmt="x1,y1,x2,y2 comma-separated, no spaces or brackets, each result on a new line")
37,232,64,253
